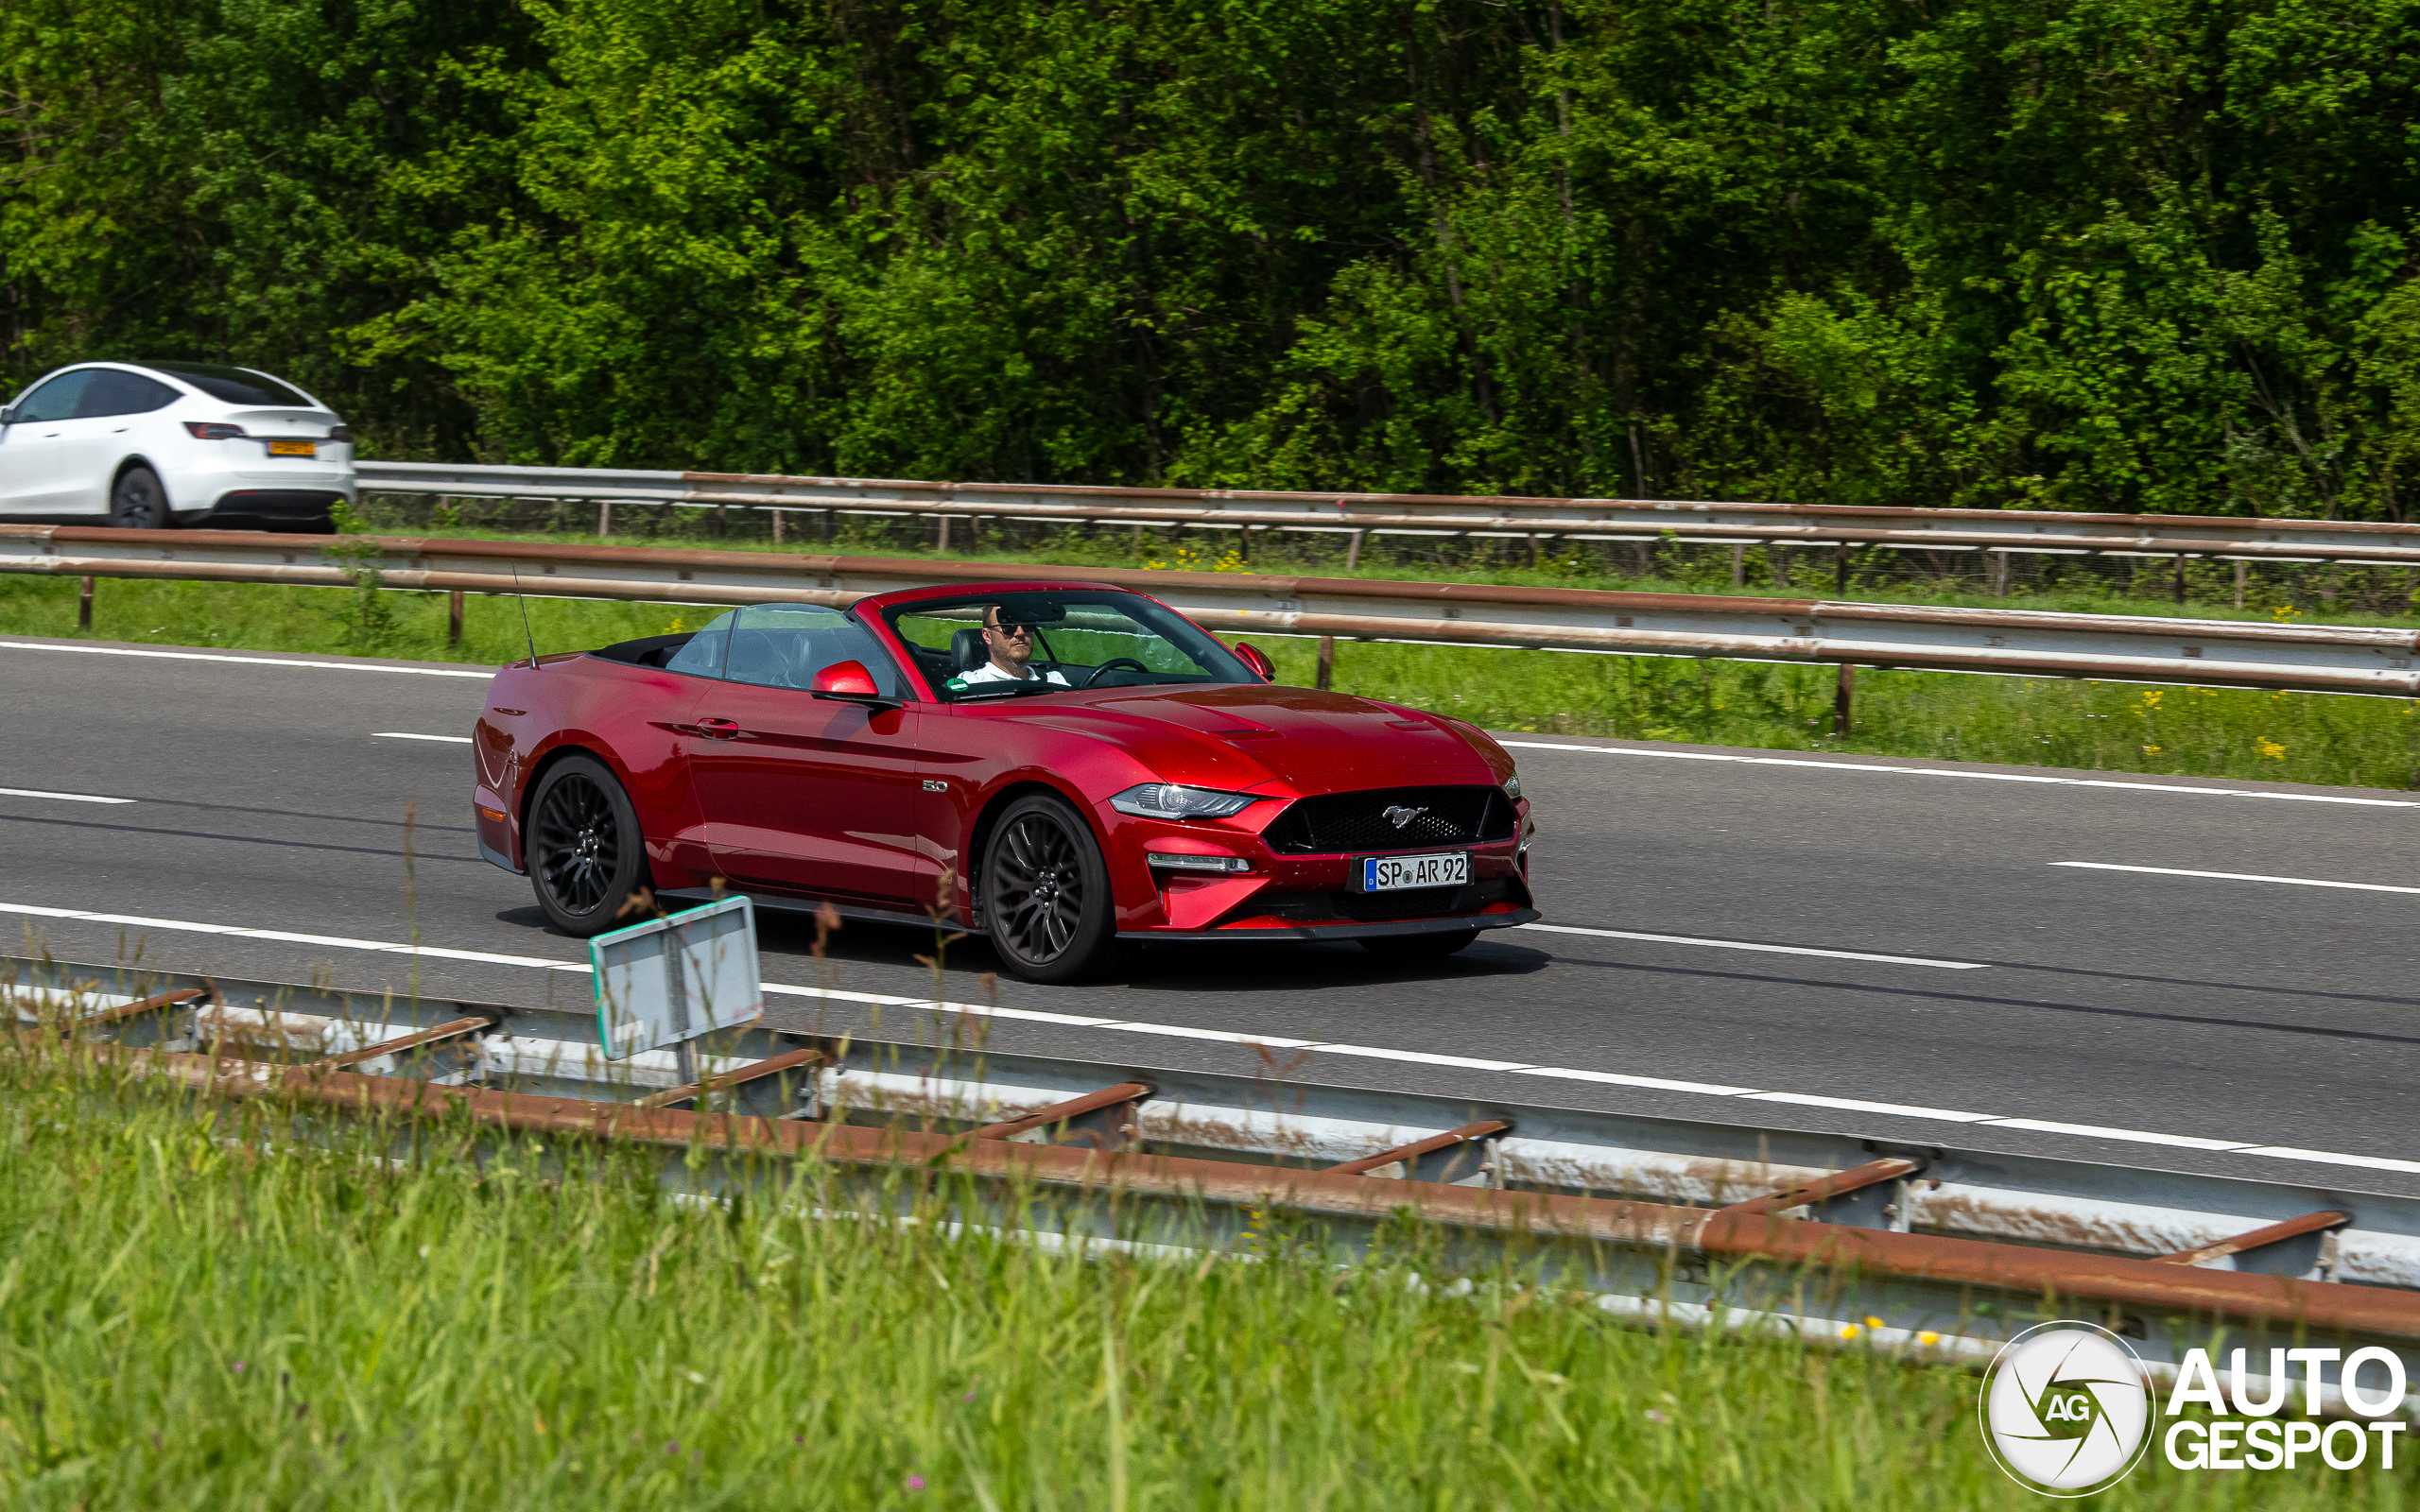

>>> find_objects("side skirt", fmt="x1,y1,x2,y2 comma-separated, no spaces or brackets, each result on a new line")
656,886,960,935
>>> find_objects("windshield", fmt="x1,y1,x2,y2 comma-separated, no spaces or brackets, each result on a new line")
884,591,1258,702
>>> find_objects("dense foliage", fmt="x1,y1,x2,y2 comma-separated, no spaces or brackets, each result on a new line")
9,0,2420,515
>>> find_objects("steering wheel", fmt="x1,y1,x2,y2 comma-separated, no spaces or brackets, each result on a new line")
1078,658,1151,688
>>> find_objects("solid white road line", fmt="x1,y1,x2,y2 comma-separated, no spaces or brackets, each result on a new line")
0,787,134,805
1518,921,1988,970
1983,1117,2252,1152
2232,1146,2420,1177
1497,739,2420,807
373,732,475,744
1510,1064,1758,1096
1,641,492,679
2050,861,2420,896
0,903,586,972
1740,1091,2000,1123
9,899,2399,1170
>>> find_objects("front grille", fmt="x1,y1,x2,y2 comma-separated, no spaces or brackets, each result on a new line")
1260,785,1514,855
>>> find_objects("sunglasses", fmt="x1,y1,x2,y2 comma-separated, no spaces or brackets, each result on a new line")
988,619,1036,636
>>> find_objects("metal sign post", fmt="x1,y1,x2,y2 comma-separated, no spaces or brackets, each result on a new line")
587,898,763,1085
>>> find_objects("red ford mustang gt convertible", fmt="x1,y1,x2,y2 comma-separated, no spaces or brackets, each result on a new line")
471,581,1537,982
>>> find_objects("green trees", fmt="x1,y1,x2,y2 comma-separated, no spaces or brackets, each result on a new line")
0,0,533,456
9,0,2420,515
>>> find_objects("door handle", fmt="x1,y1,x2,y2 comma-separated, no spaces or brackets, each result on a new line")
694,717,741,740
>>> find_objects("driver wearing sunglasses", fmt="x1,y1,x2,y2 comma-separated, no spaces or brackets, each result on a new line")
946,604,1072,690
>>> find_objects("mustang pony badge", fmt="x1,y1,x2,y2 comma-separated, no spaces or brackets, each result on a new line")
1383,805,1429,829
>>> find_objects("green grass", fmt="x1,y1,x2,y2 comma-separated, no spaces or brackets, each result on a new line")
0,1044,2397,1510
8,571,2412,791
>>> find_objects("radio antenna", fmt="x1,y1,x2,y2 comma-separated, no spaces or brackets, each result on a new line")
510,563,541,668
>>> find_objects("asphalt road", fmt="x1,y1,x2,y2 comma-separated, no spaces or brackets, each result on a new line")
8,633,2420,1194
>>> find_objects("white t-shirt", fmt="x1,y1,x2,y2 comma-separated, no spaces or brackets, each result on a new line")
948,661,1070,690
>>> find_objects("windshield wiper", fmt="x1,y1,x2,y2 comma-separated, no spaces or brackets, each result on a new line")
953,680,1070,701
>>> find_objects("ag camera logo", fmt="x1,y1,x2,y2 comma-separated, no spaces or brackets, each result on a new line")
1979,1322,2156,1496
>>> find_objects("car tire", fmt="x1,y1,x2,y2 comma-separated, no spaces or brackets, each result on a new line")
980,793,1122,984
109,467,173,530
1359,928,1479,963
527,754,654,937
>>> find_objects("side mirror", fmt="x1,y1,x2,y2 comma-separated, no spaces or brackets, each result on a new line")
809,660,897,706
1234,643,1274,681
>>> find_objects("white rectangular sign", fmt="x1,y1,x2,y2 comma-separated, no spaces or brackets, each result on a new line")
588,897,763,1059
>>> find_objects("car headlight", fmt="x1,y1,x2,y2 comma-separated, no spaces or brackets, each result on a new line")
1502,773,1522,802
1109,783,1259,820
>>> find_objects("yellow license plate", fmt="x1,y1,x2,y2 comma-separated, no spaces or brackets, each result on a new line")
267,439,317,457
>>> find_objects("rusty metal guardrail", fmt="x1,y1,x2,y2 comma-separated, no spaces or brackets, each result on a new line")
9,954,2420,1409
355,458,2420,570
6,524,2420,698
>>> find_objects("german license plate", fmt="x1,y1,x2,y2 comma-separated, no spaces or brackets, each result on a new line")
267,439,317,457
1356,850,1469,892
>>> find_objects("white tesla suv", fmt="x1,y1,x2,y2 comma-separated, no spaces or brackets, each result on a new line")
0,361,355,532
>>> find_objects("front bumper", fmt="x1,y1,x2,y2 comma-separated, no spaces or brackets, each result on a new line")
1117,907,1538,943
1103,788,1534,936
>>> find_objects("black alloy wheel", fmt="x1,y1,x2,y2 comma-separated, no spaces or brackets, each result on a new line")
1359,927,1479,963
528,754,650,936
981,794,1120,984
109,468,172,530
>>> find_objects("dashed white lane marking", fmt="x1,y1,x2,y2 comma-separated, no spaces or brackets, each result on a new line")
9,898,2404,1173
373,732,475,744
1497,739,2420,807
1,642,493,679
1519,921,1987,970
2050,861,2420,896
0,787,133,805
